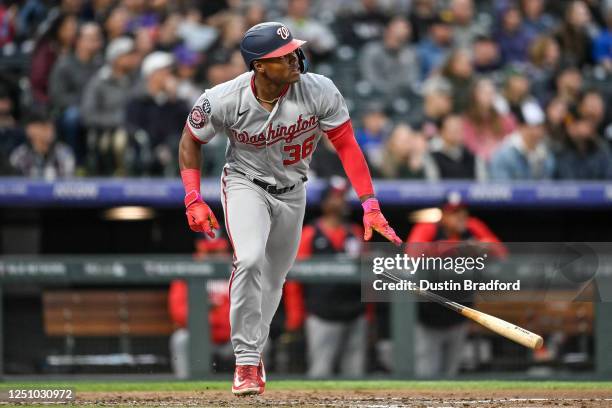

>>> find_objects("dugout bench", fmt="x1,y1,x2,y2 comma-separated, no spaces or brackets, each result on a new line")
42,290,173,369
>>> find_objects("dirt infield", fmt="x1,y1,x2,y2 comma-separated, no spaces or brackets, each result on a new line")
75,389,612,407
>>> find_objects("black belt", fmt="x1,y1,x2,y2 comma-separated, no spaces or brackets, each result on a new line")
235,170,307,195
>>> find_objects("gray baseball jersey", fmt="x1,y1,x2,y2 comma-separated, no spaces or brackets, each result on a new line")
186,71,350,186
186,71,351,366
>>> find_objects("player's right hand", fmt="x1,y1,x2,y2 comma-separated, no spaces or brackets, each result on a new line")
184,191,219,238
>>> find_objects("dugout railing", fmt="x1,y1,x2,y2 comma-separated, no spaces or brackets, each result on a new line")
0,255,611,380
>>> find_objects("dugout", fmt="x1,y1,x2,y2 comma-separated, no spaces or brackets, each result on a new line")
1,178,612,379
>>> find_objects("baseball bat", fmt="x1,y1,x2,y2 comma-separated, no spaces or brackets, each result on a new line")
417,289,544,350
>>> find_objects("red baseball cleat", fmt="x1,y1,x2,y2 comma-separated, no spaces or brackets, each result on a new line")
232,365,263,396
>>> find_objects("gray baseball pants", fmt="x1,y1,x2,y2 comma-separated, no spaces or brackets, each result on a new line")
221,167,306,365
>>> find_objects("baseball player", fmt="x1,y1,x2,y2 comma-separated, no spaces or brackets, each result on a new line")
178,22,402,396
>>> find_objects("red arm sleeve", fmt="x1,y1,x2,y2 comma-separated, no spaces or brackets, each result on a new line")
324,120,374,198
168,280,188,328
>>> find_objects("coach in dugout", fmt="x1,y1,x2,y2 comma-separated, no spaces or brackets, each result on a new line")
406,192,506,377
284,177,367,378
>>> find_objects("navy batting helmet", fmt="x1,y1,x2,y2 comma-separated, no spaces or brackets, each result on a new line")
240,22,308,73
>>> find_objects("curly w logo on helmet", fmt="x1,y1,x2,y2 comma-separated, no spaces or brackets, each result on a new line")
276,26,290,40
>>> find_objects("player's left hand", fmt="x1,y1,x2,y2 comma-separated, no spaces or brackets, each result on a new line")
362,198,402,246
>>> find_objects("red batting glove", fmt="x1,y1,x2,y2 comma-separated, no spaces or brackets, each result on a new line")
362,198,402,246
184,190,219,238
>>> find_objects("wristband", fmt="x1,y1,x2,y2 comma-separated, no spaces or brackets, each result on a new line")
184,190,202,208
362,198,380,212
180,168,201,194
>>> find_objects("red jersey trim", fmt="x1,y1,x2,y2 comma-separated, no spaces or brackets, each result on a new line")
185,123,207,145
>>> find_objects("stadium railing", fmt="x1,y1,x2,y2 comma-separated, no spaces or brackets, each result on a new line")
1,177,612,207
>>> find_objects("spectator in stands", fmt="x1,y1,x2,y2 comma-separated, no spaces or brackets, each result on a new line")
519,0,557,38
125,51,189,176
133,25,155,60
81,36,139,175
354,101,391,170
280,0,337,62
49,22,103,165
592,8,612,69
9,109,75,179
447,0,490,49
338,0,389,47
284,178,366,378
555,67,584,106
0,89,24,175
495,5,532,64
472,35,502,74
377,123,435,179
526,35,562,103
0,3,16,47
407,192,506,378
462,78,516,162
438,49,474,113
156,12,183,52
555,0,594,67
489,102,555,180
123,0,159,34
81,0,115,25
409,0,439,43
546,96,570,147
104,6,130,41
174,46,202,106
14,0,49,41
578,90,608,137
497,72,537,118
417,14,454,79
45,0,85,20
206,13,246,86
555,113,612,179
429,114,486,180
244,1,266,29
175,7,219,54
360,17,419,96
29,13,79,105
420,78,453,139
194,0,232,19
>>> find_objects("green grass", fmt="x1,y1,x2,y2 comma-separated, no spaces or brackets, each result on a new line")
1,380,611,392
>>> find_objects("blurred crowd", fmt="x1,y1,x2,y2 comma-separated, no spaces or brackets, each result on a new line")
0,0,611,180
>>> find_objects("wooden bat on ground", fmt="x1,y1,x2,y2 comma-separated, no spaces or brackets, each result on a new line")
417,289,544,350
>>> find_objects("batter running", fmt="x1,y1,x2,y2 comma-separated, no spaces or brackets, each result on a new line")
178,22,402,396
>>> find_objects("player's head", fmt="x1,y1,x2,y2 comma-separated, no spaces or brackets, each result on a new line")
440,191,468,234
320,177,350,218
240,22,308,84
